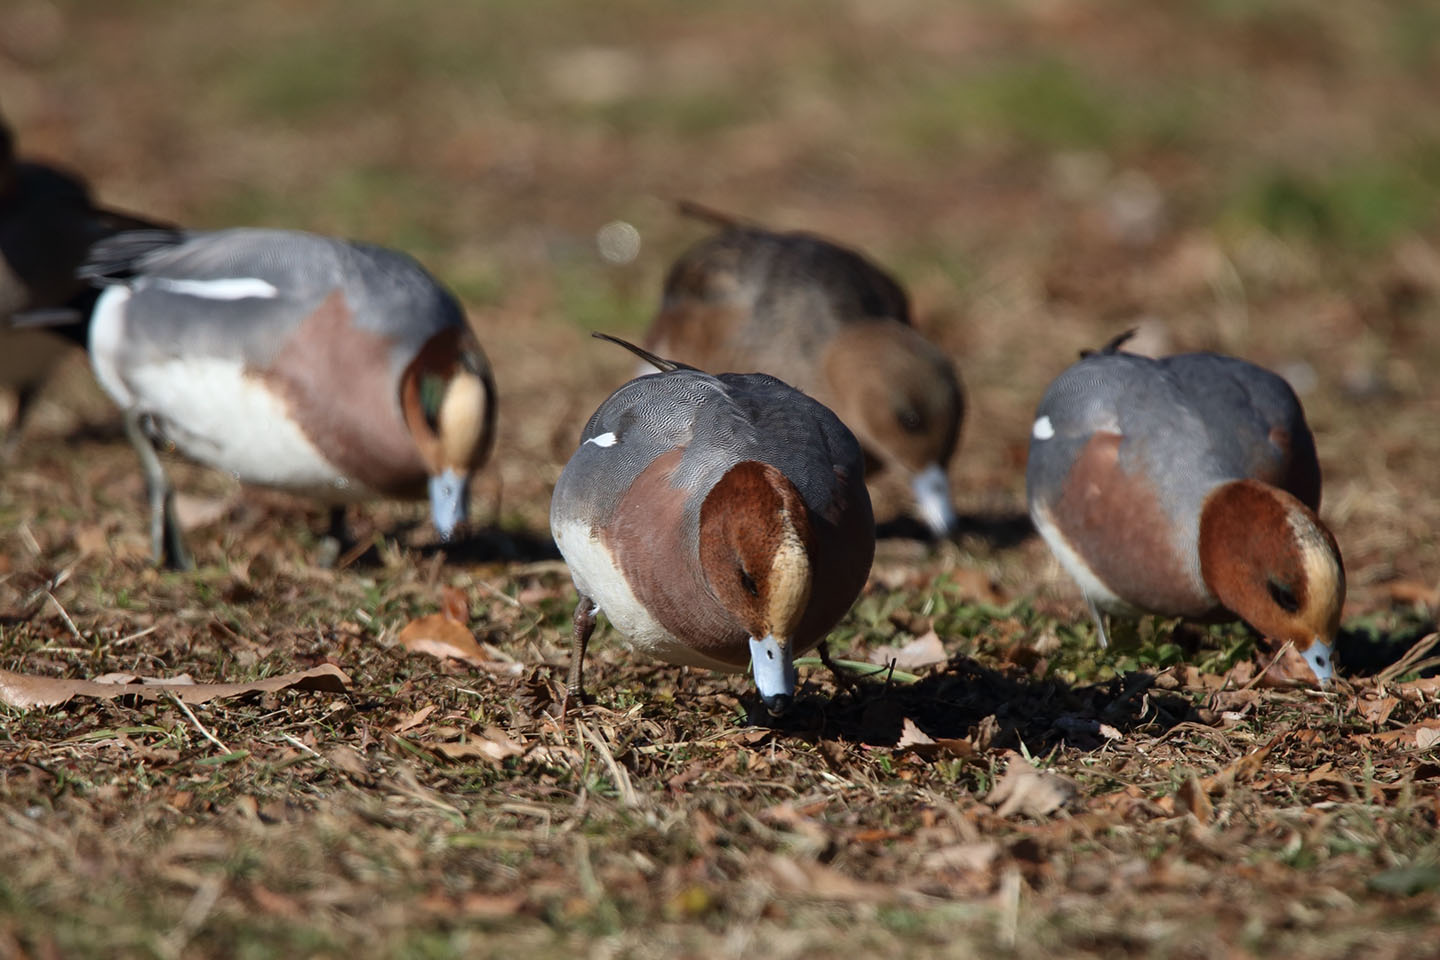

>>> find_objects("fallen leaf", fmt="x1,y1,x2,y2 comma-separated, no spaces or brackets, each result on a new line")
1203,735,1281,795
894,717,977,760
895,717,936,749
1385,580,1439,609
325,745,374,783
440,585,470,624
395,704,437,733
763,854,892,902
1395,676,1440,704
0,664,351,709
1358,695,1400,727
1417,727,1440,751
922,841,1000,873
398,613,487,665
174,492,232,532
429,727,525,764
986,756,1079,819
869,630,948,671
1176,775,1212,824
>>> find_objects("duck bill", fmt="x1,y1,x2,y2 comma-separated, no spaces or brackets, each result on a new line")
749,633,797,717
427,468,469,541
910,463,958,538
1301,637,1335,687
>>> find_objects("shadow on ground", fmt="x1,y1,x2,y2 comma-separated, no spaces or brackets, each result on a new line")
756,655,1197,752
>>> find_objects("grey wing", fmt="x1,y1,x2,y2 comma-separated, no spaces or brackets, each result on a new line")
714,371,865,516
1164,353,1319,502
335,240,465,348
553,370,740,526
85,228,352,366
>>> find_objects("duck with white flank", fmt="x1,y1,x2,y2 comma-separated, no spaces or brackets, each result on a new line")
550,335,875,716
1026,331,1344,684
83,228,496,569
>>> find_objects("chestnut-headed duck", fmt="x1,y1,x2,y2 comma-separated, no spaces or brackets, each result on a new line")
642,202,963,538
550,334,875,715
82,227,497,569
0,118,161,453
1026,332,1344,684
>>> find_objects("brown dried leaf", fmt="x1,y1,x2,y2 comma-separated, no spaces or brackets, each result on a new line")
763,855,891,902
430,727,525,764
1176,775,1212,824
1385,580,1439,608
440,585,470,624
1416,727,1440,751
986,756,1079,819
1395,676,1440,703
395,704,437,733
922,841,1000,873
398,614,486,665
869,630,948,671
895,717,936,749
1358,695,1400,727
1203,735,1280,795
0,664,351,710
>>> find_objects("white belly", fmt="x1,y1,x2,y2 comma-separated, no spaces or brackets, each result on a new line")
132,358,368,497
552,515,742,672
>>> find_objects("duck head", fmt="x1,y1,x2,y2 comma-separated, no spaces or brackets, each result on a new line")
1199,479,1345,685
698,460,815,715
400,325,497,539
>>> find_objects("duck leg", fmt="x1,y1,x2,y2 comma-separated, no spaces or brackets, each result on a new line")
315,505,349,567
123,409,192,571
1085,596,1112,650
563,597,599,713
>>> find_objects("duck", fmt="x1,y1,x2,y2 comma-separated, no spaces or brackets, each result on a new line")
549,334,875,715
1025,331,1344,684
0,117,162,454
642,202,963,538
81,227,497,569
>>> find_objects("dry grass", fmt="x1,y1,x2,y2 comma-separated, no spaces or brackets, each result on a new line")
3,1,1440,956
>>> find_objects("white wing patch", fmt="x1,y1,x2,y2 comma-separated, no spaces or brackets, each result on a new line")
149,277,280,300
585,431,618,448
1032,415,1055,440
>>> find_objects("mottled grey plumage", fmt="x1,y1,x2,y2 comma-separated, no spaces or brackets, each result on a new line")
82,228,465,375
553,367,863,537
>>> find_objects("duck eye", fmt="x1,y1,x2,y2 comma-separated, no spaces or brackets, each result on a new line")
896,406,923,432
419,373,446,432
1267,579,1300,614
738,568,759,598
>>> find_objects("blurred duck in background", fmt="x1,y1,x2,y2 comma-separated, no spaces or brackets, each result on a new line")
642,202,964,539
0,115,163,455
81,227,497,569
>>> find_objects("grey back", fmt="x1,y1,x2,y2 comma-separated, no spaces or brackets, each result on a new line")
661,227,910,363
554,367,864,530
84,228,464,371
1029,349,1316,520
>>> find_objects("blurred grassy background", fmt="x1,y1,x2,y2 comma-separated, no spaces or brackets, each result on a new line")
6,0,1440,604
